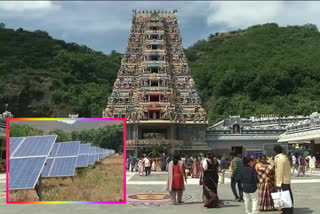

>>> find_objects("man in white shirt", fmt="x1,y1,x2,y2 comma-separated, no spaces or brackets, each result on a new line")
144,156,151,176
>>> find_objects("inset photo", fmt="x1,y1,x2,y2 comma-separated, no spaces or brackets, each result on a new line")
6,118,125,203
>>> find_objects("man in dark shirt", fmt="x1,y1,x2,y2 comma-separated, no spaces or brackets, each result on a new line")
231,152,244,201
240,156,259,214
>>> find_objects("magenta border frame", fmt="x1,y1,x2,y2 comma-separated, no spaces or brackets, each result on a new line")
6,118,126,204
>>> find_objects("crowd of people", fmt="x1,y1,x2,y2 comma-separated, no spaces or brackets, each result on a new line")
289,153,317,176
127,153,209,178
126,145,316,214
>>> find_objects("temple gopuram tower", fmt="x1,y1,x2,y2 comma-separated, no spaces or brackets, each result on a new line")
103,10,209,155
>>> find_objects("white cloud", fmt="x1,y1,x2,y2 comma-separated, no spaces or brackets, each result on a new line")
207,1,320,30
0,1,59,12
207,1,283,29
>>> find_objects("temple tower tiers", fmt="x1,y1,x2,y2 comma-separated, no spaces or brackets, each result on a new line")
103,10,209,154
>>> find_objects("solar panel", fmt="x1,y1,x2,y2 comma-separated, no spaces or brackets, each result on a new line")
41,158,54,177
49,141,80,157
42,157,77,177
88,155,95,164
89,147,96,154
76,155,89,167
94,154,99,162
9,137,25,158
11,135,57,158
9,157,46,190
79,143,90,154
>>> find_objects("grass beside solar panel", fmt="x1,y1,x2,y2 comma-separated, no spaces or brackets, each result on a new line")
9,135,118,201
9,154,123,201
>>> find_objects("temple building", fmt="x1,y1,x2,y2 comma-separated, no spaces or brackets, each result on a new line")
206,115,309,157
102,10,316,157
102,10,209,155
278,112,320,156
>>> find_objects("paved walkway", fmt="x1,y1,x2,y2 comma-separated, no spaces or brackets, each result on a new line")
0,171,319,213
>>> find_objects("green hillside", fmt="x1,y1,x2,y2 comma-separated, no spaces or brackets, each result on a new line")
2,23,320,122
185,23,320,122
0,27,122,117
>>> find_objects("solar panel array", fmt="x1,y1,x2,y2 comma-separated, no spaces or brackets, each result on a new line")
9,135,114,190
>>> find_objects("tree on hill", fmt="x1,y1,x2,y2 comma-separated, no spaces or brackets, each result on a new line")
185,23,320,122
48,129,72,142
9,124,43,137
0,27,122,117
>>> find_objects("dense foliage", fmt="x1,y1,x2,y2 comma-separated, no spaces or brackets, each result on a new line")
9,124,123,152
185,23,320,122
9,124,43,137
48,129,72,142
0,27,122,117
71,124,124,152
2,23,320,123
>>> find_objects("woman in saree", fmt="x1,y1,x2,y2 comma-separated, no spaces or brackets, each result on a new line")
192,157,200,178
151,157,156,171
255,155,275,211
167,154,187,205
202,153,220,208
156,157,162,171
138,156,145,176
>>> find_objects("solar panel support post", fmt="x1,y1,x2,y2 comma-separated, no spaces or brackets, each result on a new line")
71,176,74,183
35,175,43,201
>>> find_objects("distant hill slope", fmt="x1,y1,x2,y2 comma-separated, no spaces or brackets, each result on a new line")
2,23,320,122
0,27,122,117
185,23,320,122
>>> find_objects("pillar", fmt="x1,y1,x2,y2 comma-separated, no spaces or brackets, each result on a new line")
311,139,315,156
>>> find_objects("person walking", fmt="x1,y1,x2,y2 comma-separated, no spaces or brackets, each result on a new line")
192,156,200,178
126,155,131,170
144,155,151,176
231,152,244,201
202,153,220,208
167,154,187,205
255,155,275,211
309,155,316,174
138,156,144,176
219,155,228,184
291,154,297,176
161,153,167,171
151,157,156,171
130,155,137,172
274,145,293,214
240,156,259,214
297,155,305,177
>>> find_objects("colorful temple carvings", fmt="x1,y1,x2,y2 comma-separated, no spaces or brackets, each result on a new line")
103,10,208,124
103,10,208,152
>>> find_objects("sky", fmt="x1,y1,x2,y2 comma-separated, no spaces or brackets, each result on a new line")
1,1,320,53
